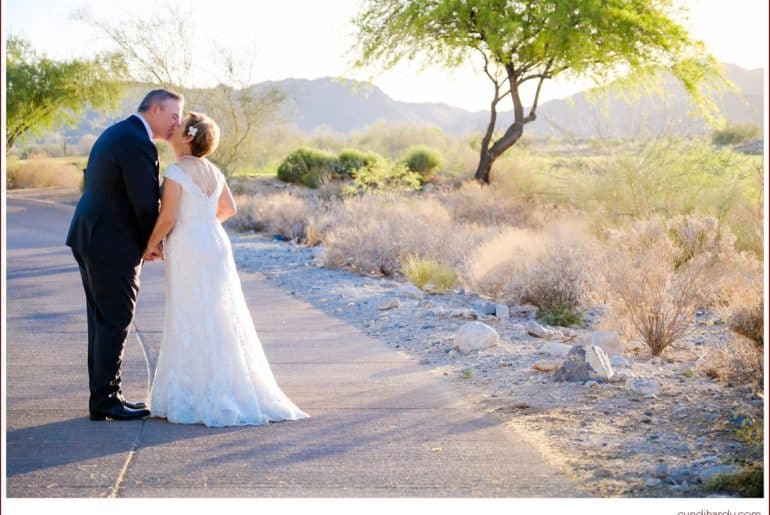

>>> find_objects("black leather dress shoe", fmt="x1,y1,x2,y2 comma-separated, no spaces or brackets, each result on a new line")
90,404,150,421
122,399,148,410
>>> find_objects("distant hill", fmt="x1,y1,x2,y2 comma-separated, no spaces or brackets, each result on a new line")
33,63,764,147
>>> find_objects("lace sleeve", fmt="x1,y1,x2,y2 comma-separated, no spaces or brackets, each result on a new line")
162,164,185,185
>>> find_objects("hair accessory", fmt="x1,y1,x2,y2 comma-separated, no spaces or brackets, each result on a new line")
187,125,198,137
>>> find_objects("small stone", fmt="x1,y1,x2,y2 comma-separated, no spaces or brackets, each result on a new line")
526,320,548,338
378,298,400,310
513,402,530,409
428,306,447,317
698,465,740,483
472,300,497,315
513,304,539,318
626,378,660,396
585,380,598,388
651,463,668,478
532,360,561,372
645,478,662,488
494,303,510,319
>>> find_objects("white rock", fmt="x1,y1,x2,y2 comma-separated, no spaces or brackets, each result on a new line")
378,298,400,310
540,342,573,357
579,331,624,357
494,304,510,319
454,322,500,351
585,380,598,388
532,360,562,372
610,355,629,368
396,284,424,299
626,378,660,396
526,320,548,338
554,344,614,382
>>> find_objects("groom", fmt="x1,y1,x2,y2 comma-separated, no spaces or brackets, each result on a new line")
66,89,184,421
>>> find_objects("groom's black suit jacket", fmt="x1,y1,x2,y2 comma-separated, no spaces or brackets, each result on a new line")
66,115,160,264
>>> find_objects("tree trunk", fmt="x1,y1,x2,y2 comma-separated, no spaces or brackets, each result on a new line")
474,152,495,183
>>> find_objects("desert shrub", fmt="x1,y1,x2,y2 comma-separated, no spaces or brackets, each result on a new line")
277,148,338,188
323,194,484,276
402,145,442,183
401,255,458,292
698,335,764,390
712,123,761,146
602,217,717,356
6,155,82,189
336,148,383,177
714,252,764,345
228,192,314,242
464,223,595,315
703,462,763,498
349,161,421,193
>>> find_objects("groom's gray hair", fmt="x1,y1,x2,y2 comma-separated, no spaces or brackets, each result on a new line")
137,88,184,112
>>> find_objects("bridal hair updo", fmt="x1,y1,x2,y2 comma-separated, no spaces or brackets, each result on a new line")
183,112,220,157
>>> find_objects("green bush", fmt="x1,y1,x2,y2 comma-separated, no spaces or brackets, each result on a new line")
277,148,337,188
712,124,761,146
351,161,421,193
704,462,763,497
402,145,442,183
337,148,383,177
537,305,585,327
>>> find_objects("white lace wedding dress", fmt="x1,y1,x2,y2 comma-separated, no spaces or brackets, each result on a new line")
150,159,309,427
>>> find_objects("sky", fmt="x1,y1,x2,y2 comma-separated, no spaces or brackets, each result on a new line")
3,0,769,112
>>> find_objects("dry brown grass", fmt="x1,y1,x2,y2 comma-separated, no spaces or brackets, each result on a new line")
6,155,82,189
229,192,316,241
699,335,764,390
321,194,490,276
601,217,718,356
714,252,764,345
463,221,596,310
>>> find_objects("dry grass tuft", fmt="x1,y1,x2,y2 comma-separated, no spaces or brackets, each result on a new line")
6,155,82,189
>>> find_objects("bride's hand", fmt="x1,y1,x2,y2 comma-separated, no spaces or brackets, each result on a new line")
143,242,164,262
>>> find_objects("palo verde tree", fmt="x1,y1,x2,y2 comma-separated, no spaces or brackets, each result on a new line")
5,36,126,151
354,0,721,183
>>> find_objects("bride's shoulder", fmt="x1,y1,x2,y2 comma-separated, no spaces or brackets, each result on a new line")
162,163,185,182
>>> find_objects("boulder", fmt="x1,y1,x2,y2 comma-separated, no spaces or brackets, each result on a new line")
578,331,624,357
554,344,614,382
454,322,500,351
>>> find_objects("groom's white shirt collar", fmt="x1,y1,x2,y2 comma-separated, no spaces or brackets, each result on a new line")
133,113,154,141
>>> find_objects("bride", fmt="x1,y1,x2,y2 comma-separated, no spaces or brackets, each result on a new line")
143,112,309,427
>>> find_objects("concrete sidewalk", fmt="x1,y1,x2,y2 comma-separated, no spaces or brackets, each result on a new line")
4,195,584,497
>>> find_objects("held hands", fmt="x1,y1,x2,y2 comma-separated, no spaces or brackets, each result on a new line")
142,241,165,263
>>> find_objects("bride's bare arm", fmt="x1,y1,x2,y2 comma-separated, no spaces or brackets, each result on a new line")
144,178,182,257
216,181,237,223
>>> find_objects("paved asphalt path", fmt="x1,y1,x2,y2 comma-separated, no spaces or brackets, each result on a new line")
4,194,584,497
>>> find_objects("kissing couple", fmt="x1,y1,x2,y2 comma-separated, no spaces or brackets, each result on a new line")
66,89,310,427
